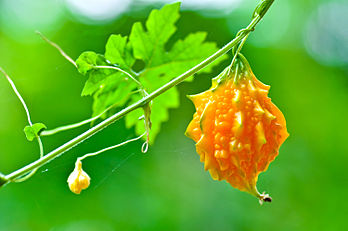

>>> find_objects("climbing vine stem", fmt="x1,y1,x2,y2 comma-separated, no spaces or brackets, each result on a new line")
0,68,45,183
78,132,146,162
0,0,274,187
36,31,77,68
41,104,116,136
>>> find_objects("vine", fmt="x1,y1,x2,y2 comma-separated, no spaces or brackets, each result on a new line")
0,0,276,198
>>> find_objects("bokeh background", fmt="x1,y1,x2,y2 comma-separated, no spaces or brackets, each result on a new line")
0,0,348,230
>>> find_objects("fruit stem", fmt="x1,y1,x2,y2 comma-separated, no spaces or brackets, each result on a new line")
228,34,249,77
249,185,272,204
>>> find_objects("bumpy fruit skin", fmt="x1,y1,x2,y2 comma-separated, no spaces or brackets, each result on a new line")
185,59,288,200
67,160,90,194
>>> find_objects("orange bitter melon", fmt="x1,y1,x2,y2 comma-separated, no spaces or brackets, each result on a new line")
185,54,288,202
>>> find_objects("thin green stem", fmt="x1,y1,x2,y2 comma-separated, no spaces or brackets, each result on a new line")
13,136,44,182
41,104,115,136
233,64,240,83
94,65,143,89
94,65,149,99
78,132,146,162
0,68,45,183
228,34,249,76
1,0,274,183
36,31,146,94
42,87,144,137
36,31,77,68
0,68,33,126
37,31,147,95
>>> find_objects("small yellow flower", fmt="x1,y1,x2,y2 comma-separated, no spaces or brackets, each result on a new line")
67,159,90,194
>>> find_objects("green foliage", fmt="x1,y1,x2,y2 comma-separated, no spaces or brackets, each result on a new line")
76,2,225,141
105,34,135,69
76,51,99,75
24,123,46,141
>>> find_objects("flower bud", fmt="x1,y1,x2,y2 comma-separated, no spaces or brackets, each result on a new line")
67,159,90,194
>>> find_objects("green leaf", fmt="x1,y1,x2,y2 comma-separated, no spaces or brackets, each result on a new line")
76,52,109,96
24,123,46,141
105,34,135,68
76,51,98,75
125,4,226,141
129,2,180,64
76,51,133,98
77,2,226,141
92,73,137,117
140,32,223,84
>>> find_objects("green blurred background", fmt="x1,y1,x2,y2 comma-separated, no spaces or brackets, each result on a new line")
0,0,347,230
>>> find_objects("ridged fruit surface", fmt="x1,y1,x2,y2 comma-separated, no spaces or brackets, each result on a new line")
186,57,288,202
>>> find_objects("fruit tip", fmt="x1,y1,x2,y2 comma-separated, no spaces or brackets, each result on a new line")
258,192,272,205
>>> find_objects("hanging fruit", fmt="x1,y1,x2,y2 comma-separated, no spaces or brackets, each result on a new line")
67,159,91,194
185,54,288,203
